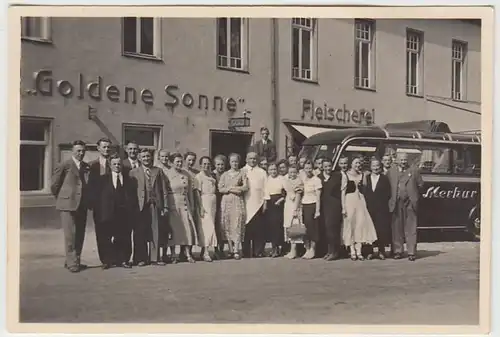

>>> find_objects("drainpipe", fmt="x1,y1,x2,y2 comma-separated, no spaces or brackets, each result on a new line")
270,19,280,157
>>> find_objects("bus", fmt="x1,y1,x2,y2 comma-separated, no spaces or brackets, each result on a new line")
299,126,481,238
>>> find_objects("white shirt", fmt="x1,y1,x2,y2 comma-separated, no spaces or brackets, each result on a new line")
72,156,81,170
370,173,380,191
302,175,322,205
261,139,268,145
243,164,267,224
99,156,108,175
128,158,139,169
264,175,285,200
112,171,123,188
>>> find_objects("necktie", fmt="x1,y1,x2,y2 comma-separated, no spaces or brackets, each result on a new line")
116,174,122,189
105,159,111,175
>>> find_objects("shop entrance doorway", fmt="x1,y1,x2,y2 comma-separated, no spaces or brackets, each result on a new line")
210,130,254,165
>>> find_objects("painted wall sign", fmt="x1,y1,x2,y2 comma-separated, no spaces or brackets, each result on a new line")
30,70,244,114
422,186,478,199
301,99,375,125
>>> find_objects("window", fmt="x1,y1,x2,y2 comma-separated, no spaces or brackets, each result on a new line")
123,124,161,157
452,40,467,101
406,29,424,95
20,119,51,192
354,19,375,89
216,18,249,71
452,145,481,176
292,18,317,81
338,140,383,171
122,17,162,59
21,17,51,41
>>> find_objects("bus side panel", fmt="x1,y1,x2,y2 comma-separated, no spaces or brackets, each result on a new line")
418,177,480,229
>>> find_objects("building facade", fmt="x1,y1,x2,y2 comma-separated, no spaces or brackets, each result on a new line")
20,17,481,226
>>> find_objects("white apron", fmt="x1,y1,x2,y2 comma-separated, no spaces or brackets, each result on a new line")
243,165,267,224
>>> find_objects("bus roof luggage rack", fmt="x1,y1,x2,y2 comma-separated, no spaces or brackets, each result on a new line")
383,120,451,133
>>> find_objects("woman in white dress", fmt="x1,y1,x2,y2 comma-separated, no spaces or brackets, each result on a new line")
283,165,304,259
341,156,378,261
195,156,218,262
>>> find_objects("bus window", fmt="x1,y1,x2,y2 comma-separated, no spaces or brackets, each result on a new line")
300,144,339,162
453,145,481,176
385,142,453,174
337,140,383,171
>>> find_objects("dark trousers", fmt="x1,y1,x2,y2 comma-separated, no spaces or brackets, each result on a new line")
95,208,131,265
243,207,266,257
133,203,162,264
392,198,418,256
324,222,342,256
60,206,87,268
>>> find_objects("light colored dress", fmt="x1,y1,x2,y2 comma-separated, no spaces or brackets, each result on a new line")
195,171,218,247
283,176,304,243
165,168,198,246
341,171,378,246
218,170,248,242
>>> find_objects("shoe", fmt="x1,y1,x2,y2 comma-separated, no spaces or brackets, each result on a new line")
379,252,386,260
68,265,80,273
203,254,213,262
366,254,374,260
187,256,196,263
154,261,167,266
234,253,241,260
357,255,365,261
323,253,332,260
393,253,402,260
350,256,357,261
137,261,147,267
408,255,416,262
121,262,132,268
101,264,111,270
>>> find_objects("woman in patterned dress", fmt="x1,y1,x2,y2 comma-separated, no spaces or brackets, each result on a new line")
184,151,201,258
218,153,248,260
195,156,218,262
165,152,198,263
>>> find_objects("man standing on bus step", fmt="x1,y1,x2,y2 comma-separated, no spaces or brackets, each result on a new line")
251,126,277,163
387,152,424,261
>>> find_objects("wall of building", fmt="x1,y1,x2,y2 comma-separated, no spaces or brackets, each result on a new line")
276,19,481,159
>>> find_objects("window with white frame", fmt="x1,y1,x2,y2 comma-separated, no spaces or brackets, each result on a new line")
20,119,51,192
354,19,375,89
216,18,248,71
122,17,162,58
406,29,424,95
452,40,467,101
292,18,317,81
123,124,161,157
21,17,51,41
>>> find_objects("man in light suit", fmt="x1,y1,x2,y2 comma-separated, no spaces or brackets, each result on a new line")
129,149,170,266
50,140,90,273
387,152,424,261
251,126,277,163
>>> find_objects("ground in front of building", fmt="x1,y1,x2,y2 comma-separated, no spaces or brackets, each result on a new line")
19,229,479,325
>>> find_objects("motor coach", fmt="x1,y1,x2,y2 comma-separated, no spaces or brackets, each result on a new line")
299,126,481,238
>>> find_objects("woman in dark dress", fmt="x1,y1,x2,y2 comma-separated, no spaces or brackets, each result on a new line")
363,158,392,260
264,163,286,257
318,159,344,261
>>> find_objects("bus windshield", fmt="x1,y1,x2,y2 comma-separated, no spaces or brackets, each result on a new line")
298,144,340,161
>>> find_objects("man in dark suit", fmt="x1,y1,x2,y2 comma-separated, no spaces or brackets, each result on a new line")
318,159,343,261
129,149,170,266
251,126,277,163
364,158,392,260
92,154,136,269
89,137,113,265
50,140,90,273
122,140,141,176
387,152,424,261
382,153,393,175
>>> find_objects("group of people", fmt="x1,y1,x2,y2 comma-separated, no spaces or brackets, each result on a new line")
51,126,424,274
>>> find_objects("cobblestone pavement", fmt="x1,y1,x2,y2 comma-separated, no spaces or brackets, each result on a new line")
19,229,480,325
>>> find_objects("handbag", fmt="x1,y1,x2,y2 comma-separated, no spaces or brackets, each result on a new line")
287,215,307,240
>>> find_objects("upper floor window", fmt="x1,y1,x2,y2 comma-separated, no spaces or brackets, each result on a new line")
21,17,51,42
354,19,375,90
292,18,317,82
122,17,162,59
452,40,467,101
216,18,249,72
406,29,424,96
20,118,51,193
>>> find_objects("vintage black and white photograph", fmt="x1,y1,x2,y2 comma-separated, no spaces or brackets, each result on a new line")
9,5,493,334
